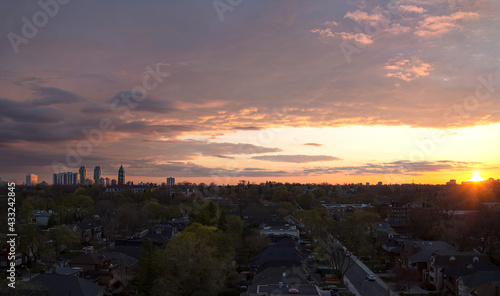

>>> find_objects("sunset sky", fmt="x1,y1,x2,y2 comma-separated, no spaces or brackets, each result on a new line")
1,0,499,185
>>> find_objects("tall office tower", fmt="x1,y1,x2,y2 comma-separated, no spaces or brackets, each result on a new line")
94,166,102,183
26,174,38,186
105,178,110,187
166,177,175,186
118,165,125,185
79,166,87,184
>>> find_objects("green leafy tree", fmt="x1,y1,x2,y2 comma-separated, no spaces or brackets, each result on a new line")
137,239,159,296
47,225,80,260
153,223,234,296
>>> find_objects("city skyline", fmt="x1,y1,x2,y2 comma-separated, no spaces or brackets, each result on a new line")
1,1,500,185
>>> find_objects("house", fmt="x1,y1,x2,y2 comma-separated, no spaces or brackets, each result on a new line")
69,219,103,243
32,210,52,226
30,273,105,296
69,251,137,294
399,240,456,279
56,267,84,276
425,251,500,295
153,224,178,239
69,252,104,272
167,216,189,232
244,236,322,296
261,222,300,241
101,252,138,281
114,229,169,259
457,270,500,296
283,215,300,226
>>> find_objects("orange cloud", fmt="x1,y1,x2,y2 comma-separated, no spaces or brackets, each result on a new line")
344,9,389,26
310,28,373,45
385,55,433,81
399,5,426,14
415,11,479,37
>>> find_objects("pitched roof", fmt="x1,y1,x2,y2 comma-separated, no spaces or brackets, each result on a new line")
77,219,102,231
403,240,456,263
432,251,500,278
460,270,500,288
102,251,138,267
70,252,104,265
31,274,104,296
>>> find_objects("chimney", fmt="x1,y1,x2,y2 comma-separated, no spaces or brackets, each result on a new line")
467,264,474,274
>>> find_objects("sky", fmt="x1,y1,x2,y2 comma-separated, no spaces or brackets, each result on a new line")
1,0,500,185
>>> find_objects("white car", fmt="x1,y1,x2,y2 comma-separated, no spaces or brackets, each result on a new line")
366,274,376,281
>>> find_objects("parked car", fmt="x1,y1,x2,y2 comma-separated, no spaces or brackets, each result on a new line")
322,285,339,292
366,274,376,281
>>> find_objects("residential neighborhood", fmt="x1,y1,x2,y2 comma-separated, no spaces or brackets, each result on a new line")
1,180,500,295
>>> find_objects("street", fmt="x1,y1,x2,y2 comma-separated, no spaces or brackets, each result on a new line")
345,259,389,296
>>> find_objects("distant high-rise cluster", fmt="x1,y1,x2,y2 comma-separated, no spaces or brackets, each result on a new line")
167,177,175,186
53,172,79,185
26,173,38,186
54,164,107,185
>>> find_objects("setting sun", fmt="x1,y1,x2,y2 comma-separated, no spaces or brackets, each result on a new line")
468,172,485,182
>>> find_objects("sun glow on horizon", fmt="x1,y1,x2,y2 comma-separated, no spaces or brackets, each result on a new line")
468,172,485,182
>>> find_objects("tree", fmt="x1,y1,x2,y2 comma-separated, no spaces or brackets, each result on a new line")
115,202,142,234
317,234,356,282
47,225,80,260
152,223,234,296
217,210,229,232
137,239,159,296
18,223,39,264
297,192,314,210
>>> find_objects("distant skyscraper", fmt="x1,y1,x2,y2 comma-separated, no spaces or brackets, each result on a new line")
53,172,79,185
167,177,175,186
94,166,102,183
26,174,38,186
118,165,125,185
105,178,110,187
79,166,87,184
111,179,117,186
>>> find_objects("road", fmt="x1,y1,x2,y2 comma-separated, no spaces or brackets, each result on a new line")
345,259,389,296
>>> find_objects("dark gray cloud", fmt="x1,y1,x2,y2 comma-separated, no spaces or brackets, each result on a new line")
0,97,64,123
107,91,177,114
117,122,197,135
131,161,289,178
81,103,110,114
139,139,281,160
28,86,86,106
252,155,342,163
